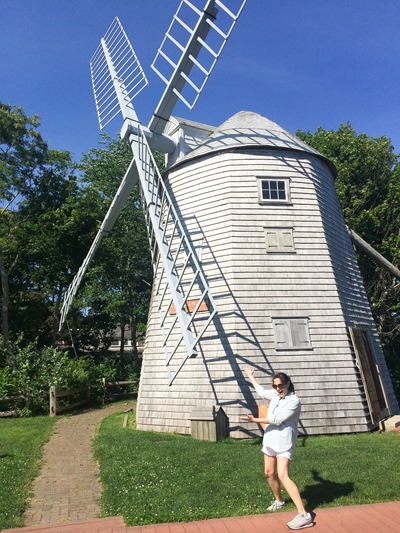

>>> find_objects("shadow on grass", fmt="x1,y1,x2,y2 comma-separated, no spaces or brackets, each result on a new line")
303,469,354,511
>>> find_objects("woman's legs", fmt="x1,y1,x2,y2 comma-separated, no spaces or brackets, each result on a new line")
276,457,307,515
264,454,283,502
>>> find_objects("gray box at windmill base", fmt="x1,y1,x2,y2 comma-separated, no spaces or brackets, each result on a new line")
190,406,229,441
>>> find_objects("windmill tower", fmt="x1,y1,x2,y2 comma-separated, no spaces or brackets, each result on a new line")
60,1,399,438
136,111,399,437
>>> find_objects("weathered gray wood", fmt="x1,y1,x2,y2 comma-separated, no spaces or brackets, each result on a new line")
56,386,88,398
55,400,90,414
103,380,138,386
49,385,56,417
190,407,229,441
0,395,25,402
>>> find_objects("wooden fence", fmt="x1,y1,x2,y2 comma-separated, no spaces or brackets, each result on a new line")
49,384,91,417
1,379,137,418
0,395,26,418
102,378,138,401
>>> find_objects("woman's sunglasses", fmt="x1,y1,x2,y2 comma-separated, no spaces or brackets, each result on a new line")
273,382,287,389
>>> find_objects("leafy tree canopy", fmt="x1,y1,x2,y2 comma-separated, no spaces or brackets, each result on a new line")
0,101,48,206
0,101,90,346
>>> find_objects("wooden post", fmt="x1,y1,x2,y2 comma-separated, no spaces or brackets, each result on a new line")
347,226,400,279
49,385,56,417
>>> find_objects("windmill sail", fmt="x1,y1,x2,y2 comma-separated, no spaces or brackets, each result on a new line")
129,125,217,384
150,0,247,134
60,1,247,383
59,159,139,329
59,16,147,329
90,17,148,130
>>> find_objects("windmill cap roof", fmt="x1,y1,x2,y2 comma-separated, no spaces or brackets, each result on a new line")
170,111,336,175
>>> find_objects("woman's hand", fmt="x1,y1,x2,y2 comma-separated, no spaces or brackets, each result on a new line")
243,364,255,377
242,364,260,389
240,413,254,422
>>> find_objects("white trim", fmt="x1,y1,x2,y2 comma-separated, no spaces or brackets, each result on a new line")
257,177,291,204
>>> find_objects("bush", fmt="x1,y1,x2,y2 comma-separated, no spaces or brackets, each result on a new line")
0,337,118,415
0,365,16,397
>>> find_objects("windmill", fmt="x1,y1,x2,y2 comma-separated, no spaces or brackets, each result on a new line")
59,0,247,386
60,1,399,438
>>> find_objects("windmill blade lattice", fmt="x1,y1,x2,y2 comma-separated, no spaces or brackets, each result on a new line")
129,125,217,385
90,17,148,130
149,0,247,135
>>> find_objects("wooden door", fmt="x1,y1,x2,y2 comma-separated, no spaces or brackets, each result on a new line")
349,326,388,426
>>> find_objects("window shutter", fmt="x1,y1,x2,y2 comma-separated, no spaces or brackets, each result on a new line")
265,229,280,252
265,228,295,253
274,319,291,348
291,319,310,347
281,229,294,251
272,317,312,350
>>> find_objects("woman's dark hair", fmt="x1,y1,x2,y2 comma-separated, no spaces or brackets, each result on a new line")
273,372,294,393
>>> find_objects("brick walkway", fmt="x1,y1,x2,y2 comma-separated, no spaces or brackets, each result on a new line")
22,403,130,526
3,501,400,532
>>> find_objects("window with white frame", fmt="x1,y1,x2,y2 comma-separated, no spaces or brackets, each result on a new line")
272,317,312,350
258,178,291,203
264,227,295,253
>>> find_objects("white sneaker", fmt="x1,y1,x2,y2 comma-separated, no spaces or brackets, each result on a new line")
287,512,314,529
267,499,286,511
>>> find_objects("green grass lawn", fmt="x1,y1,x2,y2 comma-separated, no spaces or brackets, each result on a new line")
0,416,55,530
94,412,400,526
1,409,398,530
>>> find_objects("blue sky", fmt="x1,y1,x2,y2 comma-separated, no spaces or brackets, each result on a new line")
1,0,400,161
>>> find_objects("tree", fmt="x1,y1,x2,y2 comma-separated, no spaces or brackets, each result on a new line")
0,102,47,344
297,123,400,397
0,102,89,346
0,102,47,203
12,149,96,346
67,134,153,373
0,209,18,346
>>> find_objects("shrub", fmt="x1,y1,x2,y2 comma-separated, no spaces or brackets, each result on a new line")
0,337,119,415
0,365,16,397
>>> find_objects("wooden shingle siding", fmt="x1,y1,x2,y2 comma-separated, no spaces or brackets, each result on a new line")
136,113,398,437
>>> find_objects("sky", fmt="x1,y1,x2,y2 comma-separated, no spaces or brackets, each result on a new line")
1,0,400,162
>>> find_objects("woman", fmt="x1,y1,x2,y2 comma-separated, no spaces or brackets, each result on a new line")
241,364,313,530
